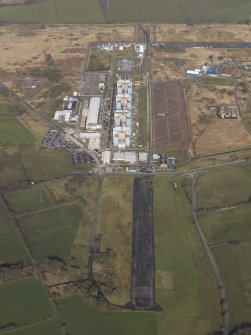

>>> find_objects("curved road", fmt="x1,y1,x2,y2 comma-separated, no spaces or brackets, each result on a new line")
190,173,232,334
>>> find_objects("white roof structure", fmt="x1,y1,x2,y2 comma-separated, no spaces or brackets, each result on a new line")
80,132,101,150
139,152,148,162
53,110,71,122
113,151,137,163
86,97,101,129
102,151,111,164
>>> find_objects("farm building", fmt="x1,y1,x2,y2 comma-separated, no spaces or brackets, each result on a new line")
86,97,101,130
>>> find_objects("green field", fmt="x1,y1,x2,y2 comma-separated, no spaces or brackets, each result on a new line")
198,203,251,324
0,0,104,23
58,294,157,335
20,149,73,181
0,105,35,145
5,185,53,213
0,198,30,265
0,151,25,188
153,176,222,335
0,278,53,327
0,0,250,23
196,165,251,209
106,0,251,22
45,175,99,269
213,243,251,325
18,202,83,261
5,321,61,335
199,205,251,243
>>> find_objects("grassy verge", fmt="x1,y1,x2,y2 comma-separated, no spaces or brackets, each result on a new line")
138,87,147,147
153,176,222,335
95,176,133,306
0,278,53,327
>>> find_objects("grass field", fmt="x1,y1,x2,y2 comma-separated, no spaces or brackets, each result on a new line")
5,185,53,213
18,202,83,261
0,197,30,265
0,278,52,327
153,176,222,335
0,0,250,23
0,151,25,188
95,176,133,305
196,165,251,209
105,0,251,23
5,321,61,335
58,294,157,335
213,243,251,325
199,205,251,243
0,105,35,145
198,77,237,87
197,200,251,324
0,0,105,23
20,149,73,181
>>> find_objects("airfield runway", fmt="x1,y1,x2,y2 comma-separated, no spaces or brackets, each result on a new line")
131,177,155,310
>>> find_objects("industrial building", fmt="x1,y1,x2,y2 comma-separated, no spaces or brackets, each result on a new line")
53,110,72,123
53,95,79,123
113,151,137,164
80,132,101,151
86,97,101,130
113,79,133,148
135,44,145,57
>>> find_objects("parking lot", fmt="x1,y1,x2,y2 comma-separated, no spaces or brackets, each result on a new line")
41,130,94,165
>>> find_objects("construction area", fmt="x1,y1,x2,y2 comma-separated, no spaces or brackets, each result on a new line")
152,81,190,150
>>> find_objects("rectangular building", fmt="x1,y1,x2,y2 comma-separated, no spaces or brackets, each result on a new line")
86,97,101,130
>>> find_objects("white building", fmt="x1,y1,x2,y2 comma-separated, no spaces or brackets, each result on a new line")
80,132,101,151
86,97,101,130
53,110,71,123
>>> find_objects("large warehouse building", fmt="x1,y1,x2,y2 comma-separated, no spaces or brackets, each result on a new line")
86,97,101,130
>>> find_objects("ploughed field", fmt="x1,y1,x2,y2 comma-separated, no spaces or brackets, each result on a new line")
152,81,190,150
